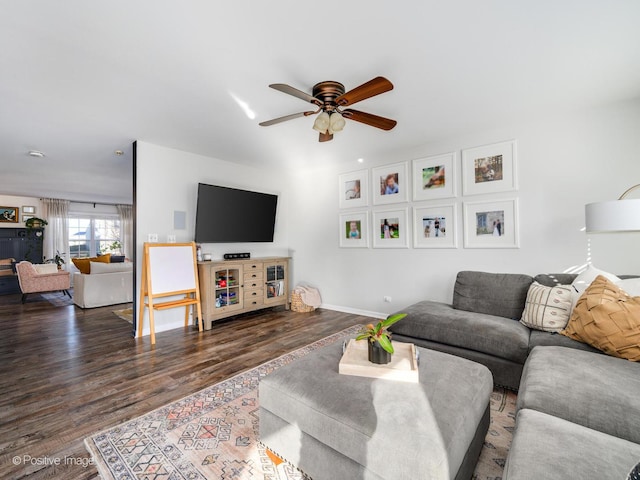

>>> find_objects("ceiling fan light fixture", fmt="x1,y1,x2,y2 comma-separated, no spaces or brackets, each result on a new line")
312,111,331,133
328,112,346,134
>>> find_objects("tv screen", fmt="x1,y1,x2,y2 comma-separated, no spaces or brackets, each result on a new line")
194,183,278,243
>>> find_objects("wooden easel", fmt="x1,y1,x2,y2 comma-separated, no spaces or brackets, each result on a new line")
138,242,203,344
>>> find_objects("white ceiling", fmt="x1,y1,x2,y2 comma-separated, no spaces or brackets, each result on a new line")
2,1,640,204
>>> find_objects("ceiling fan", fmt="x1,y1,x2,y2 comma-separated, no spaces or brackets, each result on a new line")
259,76,397,142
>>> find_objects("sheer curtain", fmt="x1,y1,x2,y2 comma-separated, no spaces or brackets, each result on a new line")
41,198,70,265
116,204,133,259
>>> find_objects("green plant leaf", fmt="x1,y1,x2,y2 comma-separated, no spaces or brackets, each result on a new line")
381,313,407,329
355,334,371,341
377,334,394,354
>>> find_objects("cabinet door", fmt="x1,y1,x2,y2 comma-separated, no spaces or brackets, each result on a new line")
264,261,287,305
211,264,244,312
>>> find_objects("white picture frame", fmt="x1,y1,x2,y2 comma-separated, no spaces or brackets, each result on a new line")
372,162,409,205
338,169,368,209
463,199,519,248
412,152,456,201
413,204,457,248
372,208,409,248
22,206,35,214
461,140,517,196
338,211,369,248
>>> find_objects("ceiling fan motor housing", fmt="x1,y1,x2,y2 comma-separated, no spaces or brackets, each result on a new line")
312,81,345,112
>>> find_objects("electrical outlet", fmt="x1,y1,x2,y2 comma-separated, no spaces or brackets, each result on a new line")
148,233,158,242
167,234,176,243
383,296,392,303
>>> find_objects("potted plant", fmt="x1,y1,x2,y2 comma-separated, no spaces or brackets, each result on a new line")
45,250,66,269
25,217,48,228
356,313,407,364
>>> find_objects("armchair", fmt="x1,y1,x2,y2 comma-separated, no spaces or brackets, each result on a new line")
16,261,71,304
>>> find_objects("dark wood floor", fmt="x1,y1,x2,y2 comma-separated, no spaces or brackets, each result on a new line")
0,292,370,479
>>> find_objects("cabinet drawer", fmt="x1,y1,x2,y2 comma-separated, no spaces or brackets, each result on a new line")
243,271,264,283
244,289,264,301
244,297,264,308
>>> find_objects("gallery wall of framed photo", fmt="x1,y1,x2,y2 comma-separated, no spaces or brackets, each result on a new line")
337,139,519,249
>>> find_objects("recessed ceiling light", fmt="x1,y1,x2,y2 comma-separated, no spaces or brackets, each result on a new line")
28,150,45,158
115,150,124,156
357,158,364,163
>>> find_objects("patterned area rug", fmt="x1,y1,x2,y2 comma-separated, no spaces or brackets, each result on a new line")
40,290,74,307
113,307,133,323
85,326,516,479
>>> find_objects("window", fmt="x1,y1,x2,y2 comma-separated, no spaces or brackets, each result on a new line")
68,215,122,258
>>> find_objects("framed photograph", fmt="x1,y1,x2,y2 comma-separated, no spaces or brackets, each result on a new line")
412,152,456,201
413,204,457,248
339,211,369,248
372,208,409,248
461,140,517,196
22,206,35,214
463,199,519,248
0,207,19,223
372,162,408,205
338,169,368,209
22,214,34,222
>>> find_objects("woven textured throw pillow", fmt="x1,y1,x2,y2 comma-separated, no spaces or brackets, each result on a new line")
520,282,573,332
562,275,640,361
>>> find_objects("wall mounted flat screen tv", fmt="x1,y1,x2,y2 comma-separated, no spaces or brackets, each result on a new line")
195,183,278,243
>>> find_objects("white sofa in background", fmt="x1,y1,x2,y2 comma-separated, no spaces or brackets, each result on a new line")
72,261,133,308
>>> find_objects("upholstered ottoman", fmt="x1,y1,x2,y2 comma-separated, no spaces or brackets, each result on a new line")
259,340,493,480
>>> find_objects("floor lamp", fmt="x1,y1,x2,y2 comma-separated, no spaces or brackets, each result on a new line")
585,184,640,233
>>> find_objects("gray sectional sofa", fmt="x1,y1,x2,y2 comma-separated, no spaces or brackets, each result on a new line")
390,270,640,479
504,346,640,479
389,270,597,390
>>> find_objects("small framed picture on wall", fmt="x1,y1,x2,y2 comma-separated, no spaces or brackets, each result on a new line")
339,211,369,248
372,162,408,205
461,140,517,196
463,199,519,248
338,169,369,209
0,207,19,223
412,152,456,201
372,208,409,248
413,204,457,248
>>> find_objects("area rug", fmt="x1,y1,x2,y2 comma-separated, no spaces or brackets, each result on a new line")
85,326,516,480
113,307,133,323
41,290,74,307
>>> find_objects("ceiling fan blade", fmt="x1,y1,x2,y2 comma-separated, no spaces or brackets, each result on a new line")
259,111,315,127
319,132,333,142
269,84,322,106
341,109,397,131
335,76,394,107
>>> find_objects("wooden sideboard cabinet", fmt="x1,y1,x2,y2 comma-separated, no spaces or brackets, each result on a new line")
197,257,290,329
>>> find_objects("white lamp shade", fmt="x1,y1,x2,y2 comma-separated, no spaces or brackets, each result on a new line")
328,113,346,134
585,199,640,232
312,112,331,133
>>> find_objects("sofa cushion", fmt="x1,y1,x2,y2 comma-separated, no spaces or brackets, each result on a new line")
533,273,577,287
390,300,530,363
504,408,640,480
520,282,573,332
571,265,620,294
452,271,534,319
72,254,111,274
562,275,640,361
89,261,132,274
517,346,640,444
527,329,599,355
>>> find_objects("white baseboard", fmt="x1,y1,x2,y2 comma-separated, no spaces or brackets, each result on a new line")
319,303,386,320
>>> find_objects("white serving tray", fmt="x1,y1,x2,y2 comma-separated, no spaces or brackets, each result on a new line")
338,339,419,383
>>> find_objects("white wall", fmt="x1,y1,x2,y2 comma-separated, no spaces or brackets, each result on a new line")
135,141,291,335
287,99,640,318
0,195,42,228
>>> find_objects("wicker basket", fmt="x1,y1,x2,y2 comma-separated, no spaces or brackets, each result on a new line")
290,290,315,312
